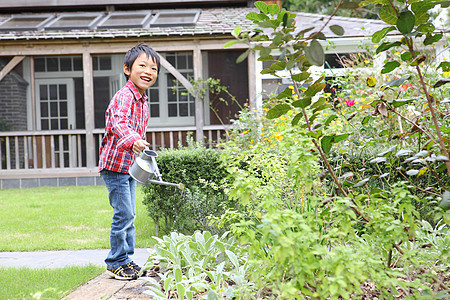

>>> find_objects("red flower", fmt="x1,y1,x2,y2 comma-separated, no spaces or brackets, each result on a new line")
345,99,355,107
400,83,413,92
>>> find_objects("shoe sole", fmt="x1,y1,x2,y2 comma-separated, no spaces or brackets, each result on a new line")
106,270,137,280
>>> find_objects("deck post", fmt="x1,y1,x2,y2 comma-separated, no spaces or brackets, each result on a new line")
83,51,96,168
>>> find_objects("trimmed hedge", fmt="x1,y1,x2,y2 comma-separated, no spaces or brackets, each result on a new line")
141,146,234,235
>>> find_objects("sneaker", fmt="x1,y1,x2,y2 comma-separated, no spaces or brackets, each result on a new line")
127,261,142,276
106,264,137,280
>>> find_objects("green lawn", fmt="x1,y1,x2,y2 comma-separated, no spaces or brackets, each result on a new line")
0,265,104,300
0,185,157,251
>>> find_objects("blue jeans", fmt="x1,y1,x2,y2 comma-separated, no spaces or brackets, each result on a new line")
101,170,136,270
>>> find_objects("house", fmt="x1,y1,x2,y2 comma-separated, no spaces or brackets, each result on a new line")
0,0,447,188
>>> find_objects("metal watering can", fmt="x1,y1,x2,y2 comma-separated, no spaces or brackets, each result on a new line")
129,148,184,189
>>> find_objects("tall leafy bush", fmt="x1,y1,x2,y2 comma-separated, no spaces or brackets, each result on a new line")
142,143,234,235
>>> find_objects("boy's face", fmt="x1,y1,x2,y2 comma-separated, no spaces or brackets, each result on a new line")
123,52,159,95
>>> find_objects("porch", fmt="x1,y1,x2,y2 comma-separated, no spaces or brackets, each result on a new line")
0,125,230,189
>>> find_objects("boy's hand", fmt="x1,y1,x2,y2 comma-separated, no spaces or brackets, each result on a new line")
132,139,150,155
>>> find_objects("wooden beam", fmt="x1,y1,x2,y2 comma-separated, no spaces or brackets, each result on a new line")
158,54,193,92
82,51,96,168
193,44,204,143
0,56,25,82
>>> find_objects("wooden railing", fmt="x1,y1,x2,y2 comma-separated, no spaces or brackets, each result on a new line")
0,125,230,178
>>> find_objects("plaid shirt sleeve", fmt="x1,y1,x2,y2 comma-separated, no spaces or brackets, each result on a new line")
98,81,149,173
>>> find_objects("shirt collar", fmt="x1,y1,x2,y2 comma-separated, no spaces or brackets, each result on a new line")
126,80,148,102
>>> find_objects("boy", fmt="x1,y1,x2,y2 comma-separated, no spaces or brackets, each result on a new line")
98,43,160,280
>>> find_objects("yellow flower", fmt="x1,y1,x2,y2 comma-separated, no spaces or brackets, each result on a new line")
249,145,253,148
323,113,329,116
288,85,294,89
444,71,450,77
361,97,366,102
374,44,379,48
394,52,400,55
243,130,249,134
364,60,370,64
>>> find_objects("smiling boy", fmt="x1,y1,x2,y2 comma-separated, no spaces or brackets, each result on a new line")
98,43,160,280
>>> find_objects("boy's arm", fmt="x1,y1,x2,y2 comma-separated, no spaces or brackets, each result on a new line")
110,94,144,152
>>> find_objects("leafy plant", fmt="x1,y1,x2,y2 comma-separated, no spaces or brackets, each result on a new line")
217,0,450,298
142,231,250,299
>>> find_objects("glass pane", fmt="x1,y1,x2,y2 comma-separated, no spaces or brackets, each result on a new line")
60,57,72,71
51,118,59,130
41,119,48,130
50,102,58,117
150,104,159,118
167,74,176,87
189,103,194,116
60,101,67,116
73,56,82,71
35,57,45,72
168,103,177,117
0,17,45,29
39,85,48,100
179,103,188,116
167,88,176,102
150,89,159,102
50,16,95,28
167,54,175,66
47,57,58,71
187,54,193,69
40,102,48,117
99,56,112,70
179,90,187,102
92,56,99,71
178,55,187,69
60,118,68,129
49,85,57,100
59,84,67,99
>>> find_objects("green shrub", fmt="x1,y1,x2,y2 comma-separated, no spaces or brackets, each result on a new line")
142,145,234,235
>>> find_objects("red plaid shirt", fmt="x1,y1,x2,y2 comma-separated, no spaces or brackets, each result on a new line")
98,80,149,173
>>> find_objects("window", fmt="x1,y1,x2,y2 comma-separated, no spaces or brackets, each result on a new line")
96,11,152,29
150,10,200,27
34,56,82,72
44,13,103,30
0,14,54,31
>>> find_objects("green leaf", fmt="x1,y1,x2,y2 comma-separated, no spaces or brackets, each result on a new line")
310,97,326,109
401,51,413,61
305,82,326,97
438,61,450,72
406,169,419,176
379,5,398,25
387,75,411,87
362,115,371,125
334,133,349,143
354,178,370,187
305,39,324,66
224,40,240,48
397,10,415,34
433,79,450,88
321,135,334,154
232,26,241,38
370,157,387,163
282,12,289,27
246,12,264,21
439,191,450,210
376,41,402,54
292,97,312,108
266,104,291,119
277,87,294,99
381,61,400,74
411,1,434,25
324,115,338,126
268,3,280,15
424,33,443,45
329,24,345,36
254,1,268,14
292,112,303,125
236,49,250,64
390,98,414,107
417,22,435,33
291,71,310,82
372,26,396,43
176,283,186,299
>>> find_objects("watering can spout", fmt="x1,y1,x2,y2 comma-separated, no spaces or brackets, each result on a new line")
129,148,184,189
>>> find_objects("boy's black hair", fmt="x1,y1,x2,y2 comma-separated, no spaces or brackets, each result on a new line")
123,42,160,80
